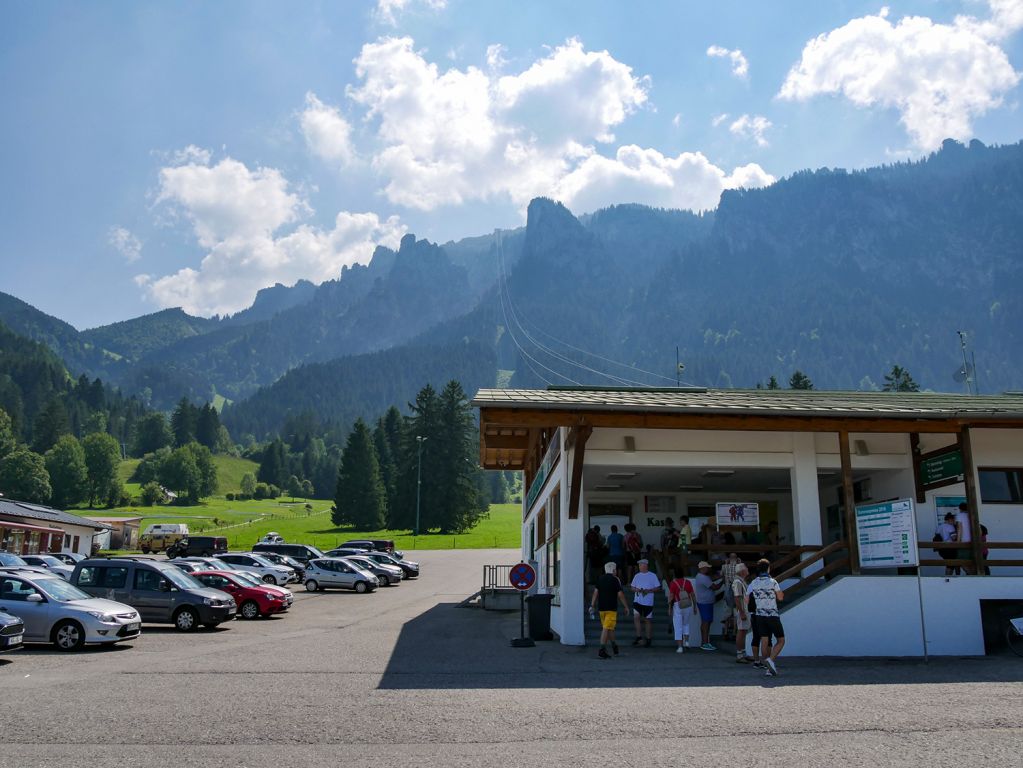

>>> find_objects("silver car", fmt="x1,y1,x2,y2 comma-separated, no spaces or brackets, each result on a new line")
303,558,378,593
20,555,74,581
0,571,140,650
216,553,295,585
346,555,403,586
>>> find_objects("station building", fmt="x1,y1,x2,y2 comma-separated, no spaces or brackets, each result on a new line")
473,387,1023,656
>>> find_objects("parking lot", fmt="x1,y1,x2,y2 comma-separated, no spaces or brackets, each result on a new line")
3,547,1023,767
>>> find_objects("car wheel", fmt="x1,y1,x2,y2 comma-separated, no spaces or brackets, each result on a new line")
201,550,212,557
354,581,368,594
173,607,199,632
240,600,260,620
52,620,86,651
262,574,276,584
141,548,150,554
377,576,387,587
304,579,319,592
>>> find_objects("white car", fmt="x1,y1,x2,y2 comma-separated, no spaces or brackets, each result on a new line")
216,553,295,585
0,570,140,650
171,556,262,583
20,555,74,581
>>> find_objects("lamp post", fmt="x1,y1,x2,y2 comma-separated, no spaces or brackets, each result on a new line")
415,436,427,536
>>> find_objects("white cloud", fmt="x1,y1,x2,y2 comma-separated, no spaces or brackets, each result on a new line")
551,144,774,214
711,113,730,127
778,3,1022,150
171,145,211,166
108,226,142,263
145,150,405,316
729,114,772,147
707,45,749,79
376,0,446,26
345,36,650,211
486,43,507,70
672,113,682,128
299,92,355,166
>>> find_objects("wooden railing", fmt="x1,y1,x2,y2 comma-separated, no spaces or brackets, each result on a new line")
775,540,849,598
918,540,1023,569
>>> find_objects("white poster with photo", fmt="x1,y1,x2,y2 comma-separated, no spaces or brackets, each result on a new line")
716,502,760,527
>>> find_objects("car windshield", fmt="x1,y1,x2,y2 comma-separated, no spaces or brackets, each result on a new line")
205,558,231,570
307,546,324,558
233,572,261,586
248,554,277,568
163,568,203,590
0,553,29,567
32,555,65,567
35,577,92,602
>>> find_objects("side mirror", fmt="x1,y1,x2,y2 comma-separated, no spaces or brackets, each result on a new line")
26,593,44,603
159,580,171,592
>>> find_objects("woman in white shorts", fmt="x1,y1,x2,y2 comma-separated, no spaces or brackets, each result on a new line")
667,570,697,653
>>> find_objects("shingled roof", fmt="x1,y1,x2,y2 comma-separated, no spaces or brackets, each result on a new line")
0,499,113,531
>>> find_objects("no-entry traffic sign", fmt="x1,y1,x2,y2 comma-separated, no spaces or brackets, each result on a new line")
509,562,536,591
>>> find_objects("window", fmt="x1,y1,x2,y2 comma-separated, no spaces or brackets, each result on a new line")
979,469,1023,503
104,567,129,588
77,566,101,587
134,569,164,591
0,577,39,601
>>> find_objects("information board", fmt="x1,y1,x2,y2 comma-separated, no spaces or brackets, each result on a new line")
855,498,919,568
715,502,759,527
920,450,964,487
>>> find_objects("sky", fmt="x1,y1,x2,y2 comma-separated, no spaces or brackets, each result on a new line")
2,0,1022,328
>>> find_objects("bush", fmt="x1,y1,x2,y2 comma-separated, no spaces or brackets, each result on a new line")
254,482,270,500
225,492,235,501
140,481,164,507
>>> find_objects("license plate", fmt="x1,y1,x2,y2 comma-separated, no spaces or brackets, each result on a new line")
126,623,140,632
5,635,22,646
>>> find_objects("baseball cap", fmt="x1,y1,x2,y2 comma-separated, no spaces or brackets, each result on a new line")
697,560,711,569
637,558,649,565
604,561,617,574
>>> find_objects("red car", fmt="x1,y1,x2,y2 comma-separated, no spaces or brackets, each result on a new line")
193,570,291,619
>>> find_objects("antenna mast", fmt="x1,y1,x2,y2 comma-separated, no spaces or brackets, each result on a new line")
956,330,974,395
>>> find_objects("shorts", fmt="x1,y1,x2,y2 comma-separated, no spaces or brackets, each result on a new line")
633,603,654,620
697,602,714,623
599,611,618,630
735,613,751,632
626,551,639,566
671,604,692,641
754,615,785,640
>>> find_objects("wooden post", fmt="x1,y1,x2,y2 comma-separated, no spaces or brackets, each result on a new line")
959,427,985,575
909,433,926,504
567,424,592,520
839,430,861,574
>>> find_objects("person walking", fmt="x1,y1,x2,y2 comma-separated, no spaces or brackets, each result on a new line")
590,561,629,659
749,558,785,676
667,568,697,653
607,525,626,579
955,502,975,575
935,512,958,576
732,562,753,663
720,552,741,638
694,561,722,651
630,558,660,647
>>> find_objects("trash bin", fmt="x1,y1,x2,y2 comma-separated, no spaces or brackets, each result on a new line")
526,593,554,641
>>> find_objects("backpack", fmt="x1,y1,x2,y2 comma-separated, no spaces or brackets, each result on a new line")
625,531,641,554
672,578,693,609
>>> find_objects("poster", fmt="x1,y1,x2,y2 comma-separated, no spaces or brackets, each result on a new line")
715,502,760,527
935,496,966,526
855,498,919,568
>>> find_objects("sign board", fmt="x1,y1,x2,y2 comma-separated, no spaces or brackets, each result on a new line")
715,502,760,527
509,562,536,591
855,498,919,568
920,450,964,487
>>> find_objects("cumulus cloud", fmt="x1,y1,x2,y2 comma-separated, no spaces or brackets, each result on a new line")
376,0,446,26
300,92,355,165
551,145,774,214
706,45,749,78
729,114,772,147
345,36,650,211
143,150,404,316
778,3,1022,150
108,226,142,263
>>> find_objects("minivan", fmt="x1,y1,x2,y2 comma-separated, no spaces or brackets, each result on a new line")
166,536,228,559
71,557,236,632
252,542,324,565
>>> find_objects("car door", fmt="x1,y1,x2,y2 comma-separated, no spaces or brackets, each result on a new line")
131,567,169,622
0,576,50,642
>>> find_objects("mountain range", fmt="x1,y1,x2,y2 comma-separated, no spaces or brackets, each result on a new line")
2,138,1021,440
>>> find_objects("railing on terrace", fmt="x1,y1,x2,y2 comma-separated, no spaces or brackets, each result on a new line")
483,564,516,591
918,540,1023,569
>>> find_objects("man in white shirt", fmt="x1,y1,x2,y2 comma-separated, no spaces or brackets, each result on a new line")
955,502,975,575
630,559,661,647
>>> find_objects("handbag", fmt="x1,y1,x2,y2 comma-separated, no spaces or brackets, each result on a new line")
673,578,693,608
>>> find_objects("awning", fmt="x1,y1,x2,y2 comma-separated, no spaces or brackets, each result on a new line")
0,519,65,536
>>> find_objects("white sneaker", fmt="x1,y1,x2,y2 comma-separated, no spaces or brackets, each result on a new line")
766,658,778,675
676,646,684,654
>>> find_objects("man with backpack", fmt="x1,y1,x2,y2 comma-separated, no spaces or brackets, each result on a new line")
749,558,785,676
667,568,697,653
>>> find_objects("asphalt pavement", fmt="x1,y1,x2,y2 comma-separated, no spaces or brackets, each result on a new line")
3,547,1022,767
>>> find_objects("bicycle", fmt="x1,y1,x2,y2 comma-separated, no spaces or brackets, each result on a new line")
1008,616,1023,657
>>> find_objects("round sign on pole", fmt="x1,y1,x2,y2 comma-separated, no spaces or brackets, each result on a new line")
509,562,536,591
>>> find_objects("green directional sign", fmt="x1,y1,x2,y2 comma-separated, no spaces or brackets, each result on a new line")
921,450,963,486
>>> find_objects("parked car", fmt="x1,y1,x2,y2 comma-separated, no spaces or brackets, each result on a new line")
0,552,49,575
323,547,368,559
170,556,260,581
255,551,305,580
165,536,228,559
358,551,420,579
50,552,87,566
252,542,324,566
0,570,140,650
215,553,295,585
71,557,236,632
193,571,290,619
258,532,285,544
230,571,294,608
346,555,402,586
302,558,378,593
19,555,74,581
168,560,208,575
339,539,397,554
0,607,25,653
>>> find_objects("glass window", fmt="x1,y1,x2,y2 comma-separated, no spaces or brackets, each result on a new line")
104,567,129,588
77,566,101,587
979,469,1023,503
0,577,39,601
134,568,164,591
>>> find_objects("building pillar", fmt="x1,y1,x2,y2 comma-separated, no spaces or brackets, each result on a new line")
790,432,824,576
558,429,587,645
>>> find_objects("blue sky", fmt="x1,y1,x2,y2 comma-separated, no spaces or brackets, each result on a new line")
2,0,1021,328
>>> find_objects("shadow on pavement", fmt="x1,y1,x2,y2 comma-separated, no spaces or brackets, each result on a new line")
378,601,1023,690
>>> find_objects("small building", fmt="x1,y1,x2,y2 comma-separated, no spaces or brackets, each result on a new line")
0,499,112,557
85,516,143,550
474,387,1023,656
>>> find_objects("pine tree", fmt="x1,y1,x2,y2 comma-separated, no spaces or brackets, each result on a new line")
767,376,780,390
45,435,89,508
32,397,70,453
435,381,488,533
258,438,287,487
883,365,920,392
333,419,386,530
195,403,221,450
789,370,814,390
394,385,441,532
171,397,198,447
132,412,172,456
374,418,397,525
0,408,15,460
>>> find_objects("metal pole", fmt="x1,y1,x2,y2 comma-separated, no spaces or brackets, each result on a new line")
415,436,426,536
916,570,929,662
